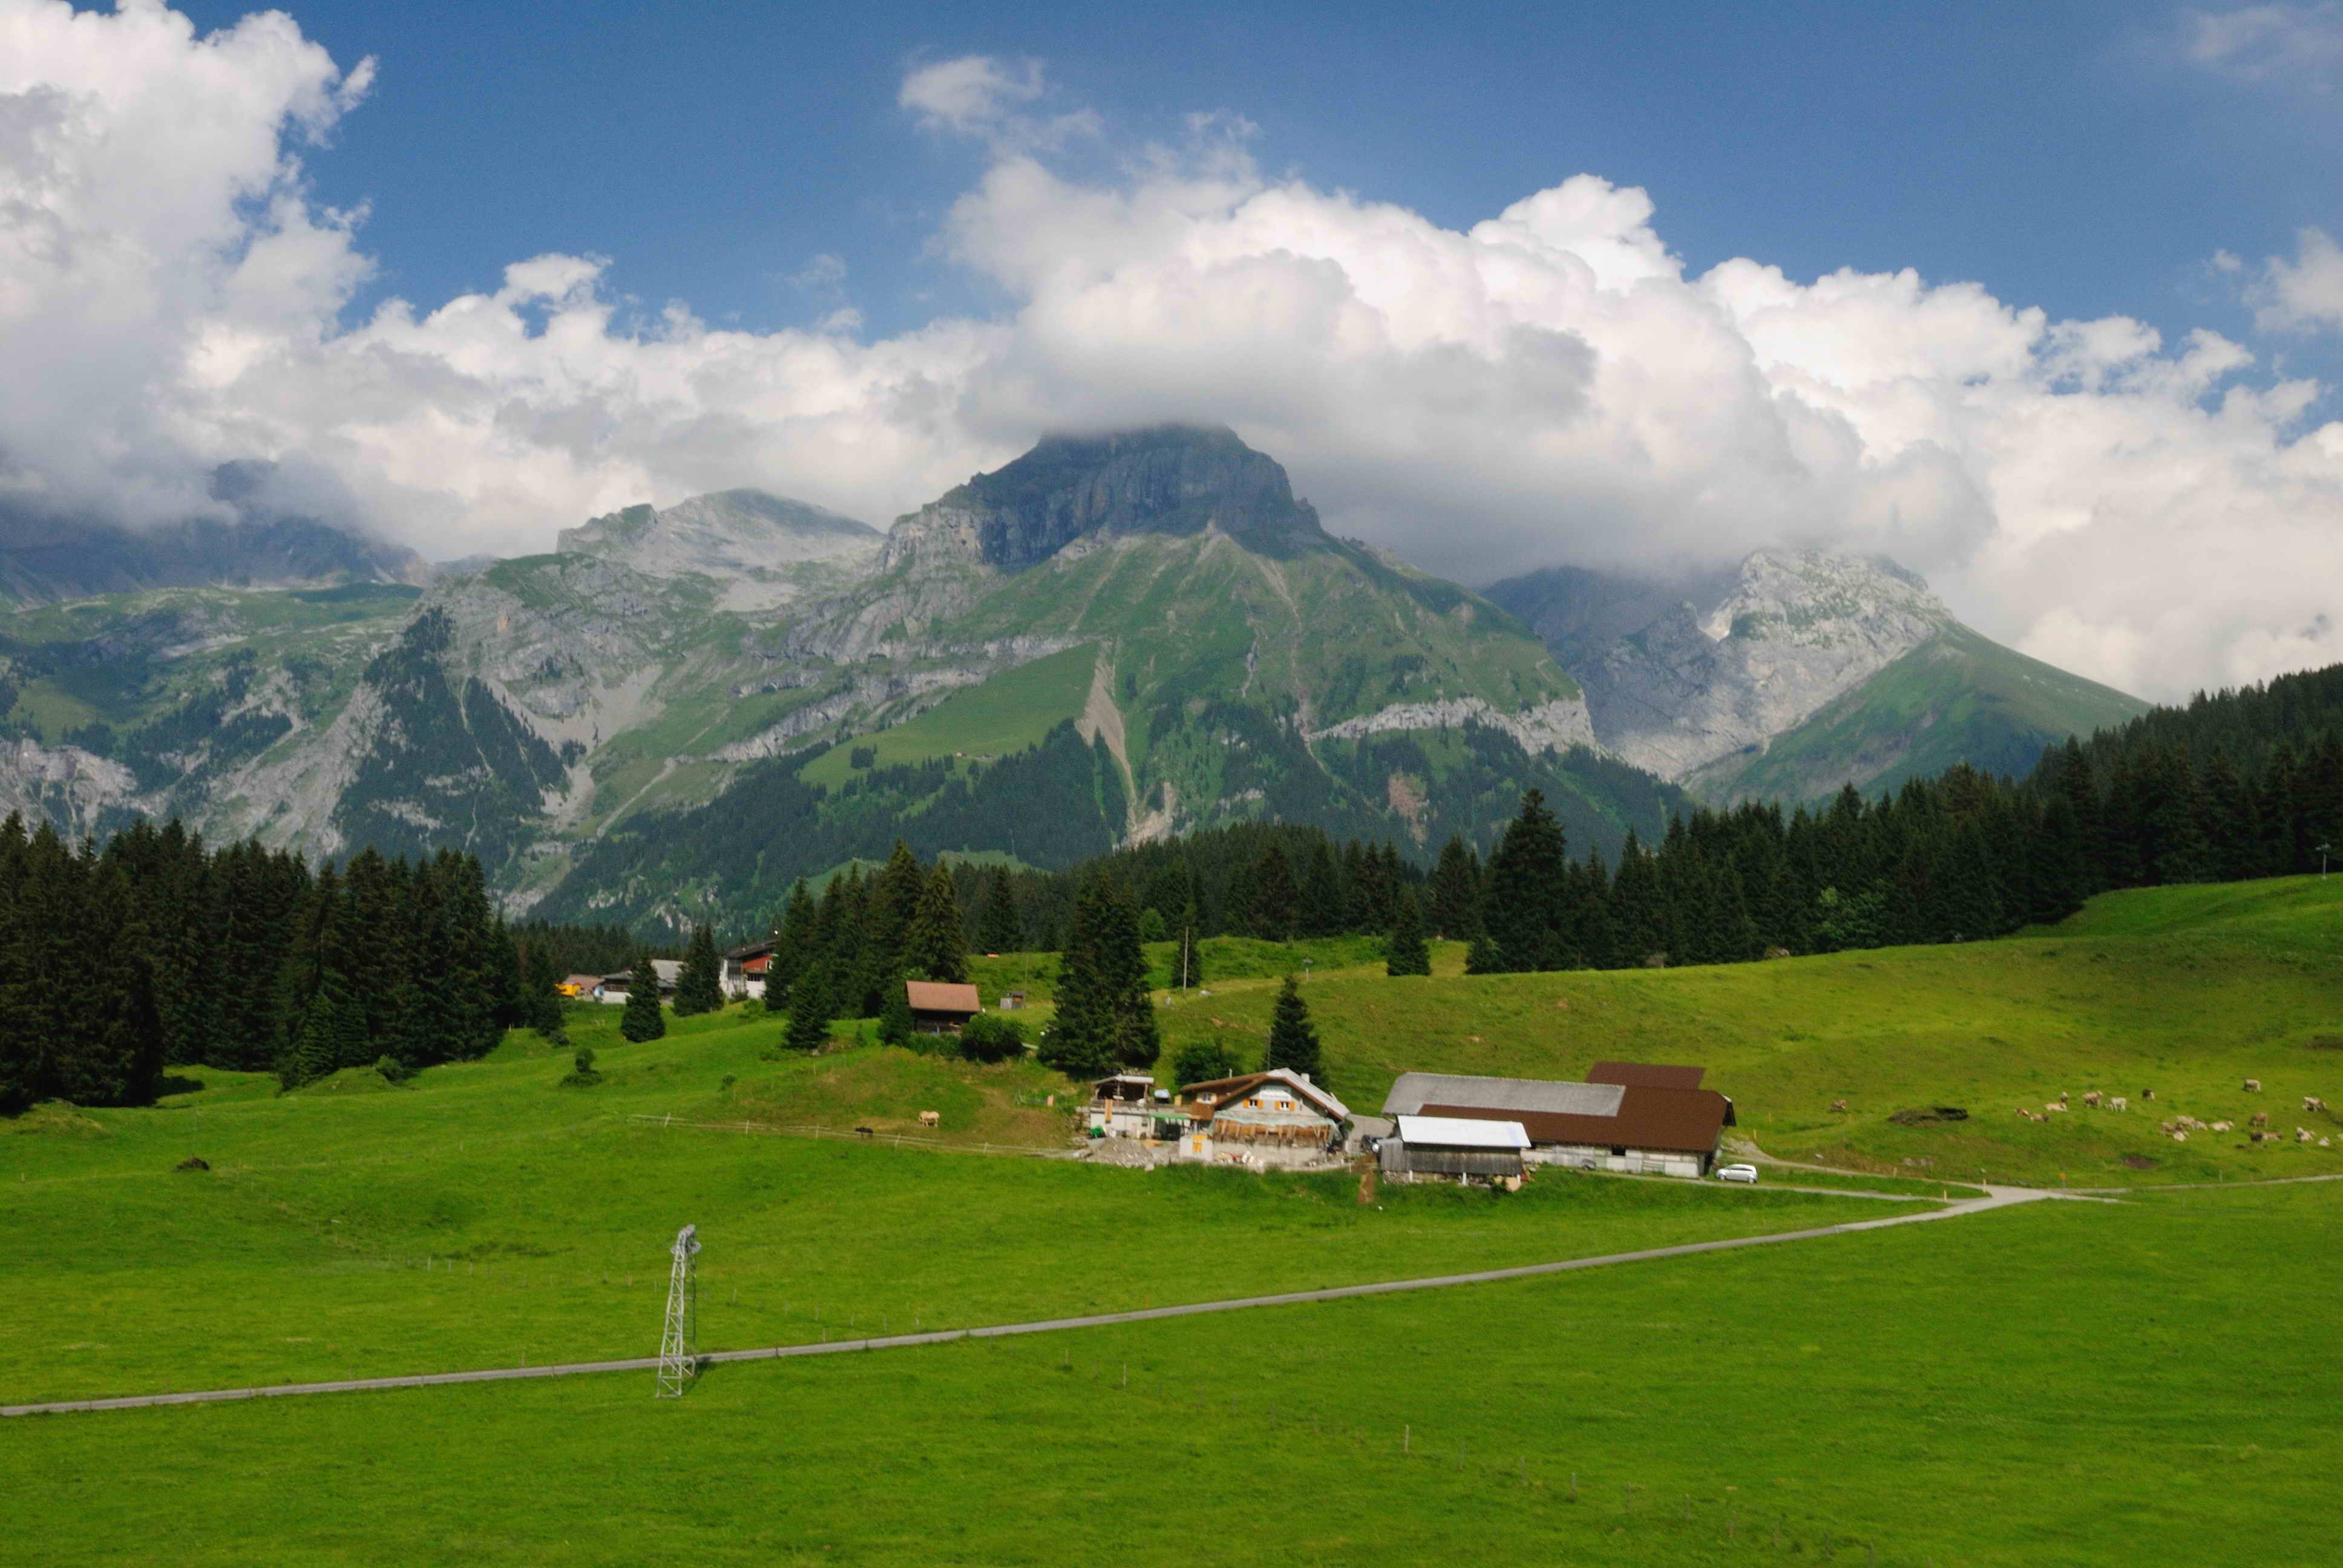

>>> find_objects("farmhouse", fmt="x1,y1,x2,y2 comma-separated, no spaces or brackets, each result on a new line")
1174,1070,1351,1168
557,973,600,1000
1378,1114,1530,1184
1381,1063,1734,1178
721,940,772,1001
905,980,982,1035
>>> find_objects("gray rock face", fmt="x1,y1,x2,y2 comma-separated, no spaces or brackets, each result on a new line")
0,501,428,605
1489,549,1953,780
883,425,1323,573
559,488,880,610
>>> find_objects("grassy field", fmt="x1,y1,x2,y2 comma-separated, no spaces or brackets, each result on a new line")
9,874,2343,1561
0,1001,1916,1407
1136,875,2343,1187
8,1181,2337,1564
797,642,1099,789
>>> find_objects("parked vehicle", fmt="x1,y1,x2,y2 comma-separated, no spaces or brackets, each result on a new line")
1715,1162,1759,1183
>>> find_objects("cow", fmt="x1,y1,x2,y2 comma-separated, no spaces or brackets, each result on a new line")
2244,1079,2262,1093
2250,1111,2270,1128
2142,1089,2156,1101
2304,1097,2327,1114
2211,1120,2233,1132
2172,1130,2190,1142
1830,1098,1849,1113
917,1110,941,1128
2045,1101,2066,1113
2298,1128,2314,1143
2083,1091,2102,1108
2110,1097,2128,1112
854,1126,875,1140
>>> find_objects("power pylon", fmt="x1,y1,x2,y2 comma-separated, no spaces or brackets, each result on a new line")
655,1223,700,1398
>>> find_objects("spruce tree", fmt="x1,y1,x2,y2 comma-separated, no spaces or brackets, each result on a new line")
1386,887,1432,976
1262,975,1322,1078
877,979,916,1048
1427,835,1484,939
674,924,723,1016
906,863,969,982
1464,932,1503,975
1248,844,1300,941
770,880,820,1004
1484,789,1569,970
523,942,564,1034
977,864,1023,953
1044,880,1159,1076
620,953,666,1043
784,965,833,1054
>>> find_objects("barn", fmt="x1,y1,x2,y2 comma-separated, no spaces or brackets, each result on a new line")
904,980,982,1035
1381,1064,1734,1178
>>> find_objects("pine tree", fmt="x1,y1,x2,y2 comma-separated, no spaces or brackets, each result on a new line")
1463,932,1502,975
906,863,969,982
1248,844,1300,941
522,942,564,1034
877,980,916,1048
673,924,723,1016
1386,887,1431,976
1427,835,1484,939
784,965,833,1054
977,864,1023,954
620,953,666,1043
868,841,925,977
1262,975,1322,1077
1044,880,1159,1076
770,880,820,1003
1484,789,1569,971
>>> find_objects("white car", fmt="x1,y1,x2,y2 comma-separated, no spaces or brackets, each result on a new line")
1715,1163,1760,1184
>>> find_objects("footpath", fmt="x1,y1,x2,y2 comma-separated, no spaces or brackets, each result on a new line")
4,1185,2046,1419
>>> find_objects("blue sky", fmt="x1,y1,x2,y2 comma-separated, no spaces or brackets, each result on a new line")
171,0,2340,361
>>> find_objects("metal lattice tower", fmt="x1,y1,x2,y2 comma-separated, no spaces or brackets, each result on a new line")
654,1223,700,1398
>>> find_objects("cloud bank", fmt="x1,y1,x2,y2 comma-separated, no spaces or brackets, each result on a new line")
2,10,2341,704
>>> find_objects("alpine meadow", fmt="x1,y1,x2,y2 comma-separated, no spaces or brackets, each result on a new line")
7,5,2343,1565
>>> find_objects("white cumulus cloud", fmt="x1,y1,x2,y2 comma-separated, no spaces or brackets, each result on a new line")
2,16,2341,707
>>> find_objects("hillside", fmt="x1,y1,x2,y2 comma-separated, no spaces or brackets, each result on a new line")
1683,623,2151,803
1488,550,2148,802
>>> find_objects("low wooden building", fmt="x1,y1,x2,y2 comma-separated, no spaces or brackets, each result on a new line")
1378,1114,1530,1184
1087,1073,1178,1139
905,980,982,1035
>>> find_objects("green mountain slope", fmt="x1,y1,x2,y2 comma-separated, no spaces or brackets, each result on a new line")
1682,624,2150,803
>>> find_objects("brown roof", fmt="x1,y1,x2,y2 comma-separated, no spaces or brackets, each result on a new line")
1421,1085,1734,1155
1588,1061,1706,1090
903,981,981,1014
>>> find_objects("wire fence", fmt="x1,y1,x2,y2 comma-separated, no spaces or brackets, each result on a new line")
622,1112,1075,1160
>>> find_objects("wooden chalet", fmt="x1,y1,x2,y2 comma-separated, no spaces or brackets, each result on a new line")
904,980,981,1035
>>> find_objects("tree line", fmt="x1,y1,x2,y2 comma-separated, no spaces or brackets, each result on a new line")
0,815,546,1113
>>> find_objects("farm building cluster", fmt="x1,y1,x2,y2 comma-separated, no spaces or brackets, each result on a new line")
1083,1059,1734,1182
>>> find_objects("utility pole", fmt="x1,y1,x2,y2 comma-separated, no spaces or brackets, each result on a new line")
655,1224,700,1398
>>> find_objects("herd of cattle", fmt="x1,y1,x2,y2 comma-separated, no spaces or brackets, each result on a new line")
2011,1078,2334,1146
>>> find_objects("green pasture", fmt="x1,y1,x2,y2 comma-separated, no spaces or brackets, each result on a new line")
9,1181,2338,1565
0,1001,1913,1405
798,642,1099,789
1139,875,2343,1187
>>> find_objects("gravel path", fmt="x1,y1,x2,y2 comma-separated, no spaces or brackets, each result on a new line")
2,1185,2046,1419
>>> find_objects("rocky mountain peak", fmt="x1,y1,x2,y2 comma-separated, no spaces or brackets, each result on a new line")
557,488,881,609
882,423,1326,574
1700,548,1950,647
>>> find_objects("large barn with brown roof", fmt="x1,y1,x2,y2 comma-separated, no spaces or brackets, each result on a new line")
1381,1064,1733,1178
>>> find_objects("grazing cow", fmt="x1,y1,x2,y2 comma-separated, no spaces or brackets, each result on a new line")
2143,1089,2156,1101
2250,1111,2270,1128
917,1110,941,1128
2304,1096,2327,1114
2244,1079,2262,1093
2250,1130,2267,1143
2083,1091,2102,1108
854,1126,875,1140
2111,1097,2128,1112
2299,1128,2314,1143
2211,1121,2233,1132
1830,1098,1848,1113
